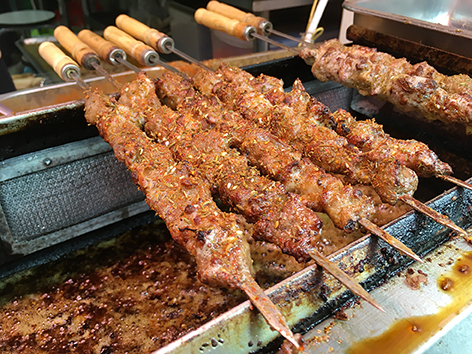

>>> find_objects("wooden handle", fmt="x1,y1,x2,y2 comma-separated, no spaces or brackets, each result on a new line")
78,29,125,65
38,41,80,82
115,14,174,54
194,8,252,41
104,26,156,66
54,26,99,70
206,1,268,34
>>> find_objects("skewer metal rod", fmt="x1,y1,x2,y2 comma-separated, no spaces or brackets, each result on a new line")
114,55,141,73
69,70,90,90
147,55,189,78
400,195,468,239
206,1,318,48
250,32,300,55
169,46,215,72
116,14,214,73
267,27,319,48
90,61,122,88
307,248,383,312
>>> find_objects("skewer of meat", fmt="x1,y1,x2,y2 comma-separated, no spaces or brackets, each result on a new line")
156,70,421,263
39,44,302,349
249,62,471,192
193,64,417,205
299,39,472,128
191,64,467,238
84,87,304,349
123,71,382,311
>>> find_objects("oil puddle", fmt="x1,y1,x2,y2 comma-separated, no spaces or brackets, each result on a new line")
347,250,472,354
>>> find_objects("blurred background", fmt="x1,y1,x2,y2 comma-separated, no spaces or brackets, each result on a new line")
0,0,343,92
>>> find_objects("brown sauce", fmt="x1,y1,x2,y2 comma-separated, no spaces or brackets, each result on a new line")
347,249,472,354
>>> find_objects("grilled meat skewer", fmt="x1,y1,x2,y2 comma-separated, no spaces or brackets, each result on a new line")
192,64,467,238
157,72,373,232
193,64,418,206
299,39,472,127
157,71,421,262
124,72,382,310
249,70,453,179
84,84,301,349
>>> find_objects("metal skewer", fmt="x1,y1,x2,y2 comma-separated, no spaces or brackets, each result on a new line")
103,26,186,77
38,41,89,91
54,26,122,89
194,8,301,55
206,0,319,48
115,14,214,72
439,175,472,192
78,29,140,74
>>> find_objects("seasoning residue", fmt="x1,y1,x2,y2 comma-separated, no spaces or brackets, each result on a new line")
347,249,472,354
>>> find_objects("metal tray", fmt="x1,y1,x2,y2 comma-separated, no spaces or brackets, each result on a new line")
343,0,472,58
0,54,471,353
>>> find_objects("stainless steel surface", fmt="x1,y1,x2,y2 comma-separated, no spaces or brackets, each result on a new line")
344,0,472,58
302,233,472,353
0,136,146,257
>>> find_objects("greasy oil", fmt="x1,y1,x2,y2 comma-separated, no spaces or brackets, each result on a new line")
347,250,472,354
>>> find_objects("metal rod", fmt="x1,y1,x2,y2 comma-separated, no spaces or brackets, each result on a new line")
400,195,468,239
267,28,319,49
359,218,423,263
147,56,189,79
250,32,300,55
114,55,141,74
440,175,472,192
169,46,215,72
68,71,89,91
90,61,122,88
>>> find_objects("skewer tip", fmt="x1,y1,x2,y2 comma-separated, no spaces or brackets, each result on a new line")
241,280,301,350
359,218,423,264
439,175,472,192
307,249,383,312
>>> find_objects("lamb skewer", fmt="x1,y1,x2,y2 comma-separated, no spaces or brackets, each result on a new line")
156,71,421,263
299,39,472,128
250,66,469,193
85,87,303,350
191,64,467,238
39,45,302,349
124,71,382,311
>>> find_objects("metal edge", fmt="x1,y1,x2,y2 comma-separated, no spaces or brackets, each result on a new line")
342,1,472,39
153,179,472,353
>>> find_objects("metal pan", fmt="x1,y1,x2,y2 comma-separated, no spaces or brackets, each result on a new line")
0,54,471,353
343,0,472,58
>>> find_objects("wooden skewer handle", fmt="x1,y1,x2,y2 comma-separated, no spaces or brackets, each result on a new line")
78,29,126,65
104,26,157,67
54,26,99,70
194,8,254,41
115,14,174,54
38,41,81,82
206,0,270,35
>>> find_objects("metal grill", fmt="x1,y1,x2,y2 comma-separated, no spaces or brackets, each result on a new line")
0,137,146,259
